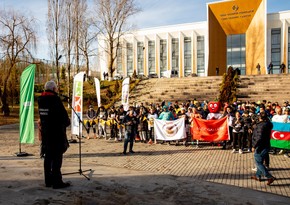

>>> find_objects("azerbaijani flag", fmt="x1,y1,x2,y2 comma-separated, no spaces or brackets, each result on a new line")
271,122,290,149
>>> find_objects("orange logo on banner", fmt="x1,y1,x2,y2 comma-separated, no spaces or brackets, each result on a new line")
191,117,229,142
74,96,82,112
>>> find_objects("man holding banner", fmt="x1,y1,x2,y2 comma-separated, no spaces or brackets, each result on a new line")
38,81,71,189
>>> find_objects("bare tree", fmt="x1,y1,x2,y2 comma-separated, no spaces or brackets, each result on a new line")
72,0,87,74
47,0,64,85
79,16,98,77
94,0,140,78
0,9,37,116
62,0,75,97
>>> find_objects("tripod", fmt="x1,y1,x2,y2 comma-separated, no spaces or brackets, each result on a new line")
63,99,92,180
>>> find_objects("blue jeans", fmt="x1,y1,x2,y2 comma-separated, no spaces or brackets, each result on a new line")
123,131,135,153
254,148,273,179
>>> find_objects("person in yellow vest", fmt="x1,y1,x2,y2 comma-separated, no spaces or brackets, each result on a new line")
108,106,118,141
96,105,108,139
85,105,97,139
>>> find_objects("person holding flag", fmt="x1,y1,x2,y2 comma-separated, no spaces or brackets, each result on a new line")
38,81,71,189
158,105,175,144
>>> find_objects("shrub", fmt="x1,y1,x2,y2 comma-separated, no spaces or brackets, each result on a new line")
219,66,239,104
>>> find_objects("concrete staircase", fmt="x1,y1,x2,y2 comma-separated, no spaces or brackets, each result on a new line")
237,74,290,103
126,74,290,105
129,76,222,104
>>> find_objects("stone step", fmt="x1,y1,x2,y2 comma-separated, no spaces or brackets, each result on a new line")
125,74,290,105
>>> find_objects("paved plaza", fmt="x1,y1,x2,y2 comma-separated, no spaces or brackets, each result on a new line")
76,138,290,197
0,124,290,204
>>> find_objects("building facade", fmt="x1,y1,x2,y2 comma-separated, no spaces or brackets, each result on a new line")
97,0,290,79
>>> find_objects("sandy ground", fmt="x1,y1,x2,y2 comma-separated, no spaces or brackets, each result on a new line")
0,124,290,205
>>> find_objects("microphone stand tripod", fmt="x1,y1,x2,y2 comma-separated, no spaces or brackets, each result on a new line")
63,98,92,180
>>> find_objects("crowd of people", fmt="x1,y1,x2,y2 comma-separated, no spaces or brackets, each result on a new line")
85,99,289,155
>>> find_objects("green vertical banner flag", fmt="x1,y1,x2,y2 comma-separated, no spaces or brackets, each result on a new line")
20,64,36,144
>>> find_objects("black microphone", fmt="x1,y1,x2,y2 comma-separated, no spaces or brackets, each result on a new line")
60,94,71,100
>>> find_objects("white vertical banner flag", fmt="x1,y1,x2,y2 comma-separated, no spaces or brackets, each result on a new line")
94,78,101,107
71,72,85,136
121,77,130,111
154,118,186,141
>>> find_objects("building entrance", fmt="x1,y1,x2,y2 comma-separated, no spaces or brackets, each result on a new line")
227,34,246,75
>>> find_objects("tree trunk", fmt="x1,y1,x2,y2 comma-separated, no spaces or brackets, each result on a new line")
86,54,89,78
1,64,13,116
1,84,10,116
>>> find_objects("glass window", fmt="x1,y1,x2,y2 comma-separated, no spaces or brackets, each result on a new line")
116,45,122,75
172,38,179,76
160,39,167,77
184,37,192,76
196,36,204,76
148,40,155,74
137,42,144,75
227,34,246,75
126,43,133,76
271,28,281,74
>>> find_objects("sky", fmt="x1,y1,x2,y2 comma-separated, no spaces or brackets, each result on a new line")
1,0,290,61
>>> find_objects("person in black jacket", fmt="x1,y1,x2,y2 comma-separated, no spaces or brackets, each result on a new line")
38,81,71,189
251,112,275,185
122,109,138,154
85,105,97,139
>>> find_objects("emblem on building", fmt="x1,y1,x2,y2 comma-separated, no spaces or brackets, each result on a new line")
232,5,239,12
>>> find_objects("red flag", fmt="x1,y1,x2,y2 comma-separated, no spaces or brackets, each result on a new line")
191,117,229,141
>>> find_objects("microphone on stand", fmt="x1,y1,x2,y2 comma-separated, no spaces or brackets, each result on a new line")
59,94,71,100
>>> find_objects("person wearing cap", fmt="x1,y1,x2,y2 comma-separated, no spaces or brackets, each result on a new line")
85,105,97,139
158,106,175,144
158,106,175,121
251,112,275,185
38,80,71,189
116,105,126,141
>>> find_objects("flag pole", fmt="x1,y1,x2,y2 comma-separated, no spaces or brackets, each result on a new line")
16,64,36,157
16,142,29,157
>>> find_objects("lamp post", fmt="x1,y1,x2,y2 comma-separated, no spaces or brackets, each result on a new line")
56,54,62,85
